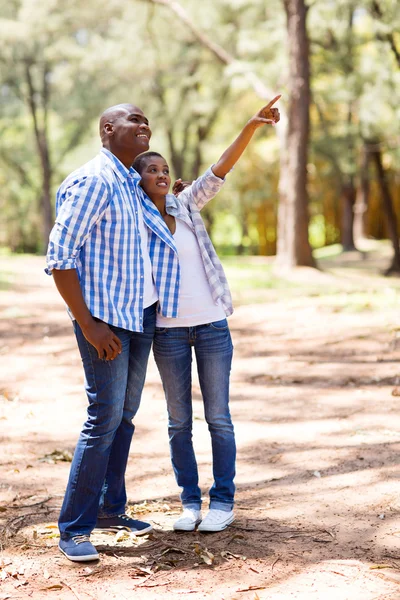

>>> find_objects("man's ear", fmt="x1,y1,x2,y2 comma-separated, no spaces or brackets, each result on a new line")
103,122,114,136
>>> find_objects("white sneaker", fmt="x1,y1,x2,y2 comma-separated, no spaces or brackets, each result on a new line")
198,509,235,532
173,508,202,531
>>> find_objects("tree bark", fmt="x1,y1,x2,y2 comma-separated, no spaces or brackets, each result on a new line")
353,143,370,243
370,143,400,274
141,0,317,268
277,0,315,267
25,60,53,250
340,178,357,251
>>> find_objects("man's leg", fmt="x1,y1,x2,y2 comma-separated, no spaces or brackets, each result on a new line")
58,322,132,539
98,302,157,519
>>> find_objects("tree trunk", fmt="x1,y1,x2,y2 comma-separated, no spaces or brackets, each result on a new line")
277,0,315,267
371,144,400,274
341,178,357,251
25,61,53,251
353,143,370,242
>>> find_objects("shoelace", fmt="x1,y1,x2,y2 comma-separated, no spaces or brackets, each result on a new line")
72,534,91,545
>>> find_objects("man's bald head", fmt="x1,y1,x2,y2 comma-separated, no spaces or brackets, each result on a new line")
98,103,151,167
99,104,142,142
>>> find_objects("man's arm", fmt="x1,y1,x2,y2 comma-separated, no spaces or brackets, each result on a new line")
47,176,121,360
52,269,122,361
211,95,281,179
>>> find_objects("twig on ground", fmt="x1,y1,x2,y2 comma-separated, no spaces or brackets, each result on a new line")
59,580,84,600
271,556,281,570
136,581,170,588
6,496,53,510
237,585,266,593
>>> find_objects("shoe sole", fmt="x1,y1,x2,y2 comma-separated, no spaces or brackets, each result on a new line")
198,515,235,533
59,545,99,562
173,520,202,532
93,524,153,536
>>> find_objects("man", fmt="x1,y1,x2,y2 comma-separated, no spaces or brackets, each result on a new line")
46,103,178,562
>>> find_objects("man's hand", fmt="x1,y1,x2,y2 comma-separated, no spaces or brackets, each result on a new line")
81,319,122,361
172,178,191,196
249,95,281,130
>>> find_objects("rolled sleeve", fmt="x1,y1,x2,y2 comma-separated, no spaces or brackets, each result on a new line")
178,167,227,211
45,176,109,275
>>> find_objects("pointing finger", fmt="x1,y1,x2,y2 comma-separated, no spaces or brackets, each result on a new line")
265,94,282,109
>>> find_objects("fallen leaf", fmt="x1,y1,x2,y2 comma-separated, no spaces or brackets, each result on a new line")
41,532,60,539
0,507,7,513
40,584,64,590
193,543,214,565
0,559,12,568
370,564,393,570
115,530,130,542
38,450,73,464
221,551,246,561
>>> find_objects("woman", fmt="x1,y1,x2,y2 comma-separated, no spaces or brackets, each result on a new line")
133,97,280,532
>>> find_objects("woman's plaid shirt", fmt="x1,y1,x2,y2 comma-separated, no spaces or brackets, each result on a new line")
146,167,233,319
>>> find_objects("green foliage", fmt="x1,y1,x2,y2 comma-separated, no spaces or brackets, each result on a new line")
0,0,398,256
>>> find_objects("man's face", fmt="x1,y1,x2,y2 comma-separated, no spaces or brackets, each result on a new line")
108,106,151,156
139,156,171,197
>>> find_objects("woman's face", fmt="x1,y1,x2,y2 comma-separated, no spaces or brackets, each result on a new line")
140,155,171,197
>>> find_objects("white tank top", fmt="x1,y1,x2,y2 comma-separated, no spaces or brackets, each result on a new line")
156,218,225,327
136,200,158,308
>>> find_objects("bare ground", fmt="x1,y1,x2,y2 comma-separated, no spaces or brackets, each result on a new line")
1,248,400,600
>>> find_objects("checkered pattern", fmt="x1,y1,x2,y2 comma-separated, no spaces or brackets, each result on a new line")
46,148,178,332
147,167,233,318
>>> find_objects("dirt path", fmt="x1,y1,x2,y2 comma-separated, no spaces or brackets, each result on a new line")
1,252,400,600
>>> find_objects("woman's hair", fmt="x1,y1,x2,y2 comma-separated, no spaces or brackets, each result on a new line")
133,151,165,175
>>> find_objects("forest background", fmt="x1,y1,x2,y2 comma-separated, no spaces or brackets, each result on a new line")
0,0,399,270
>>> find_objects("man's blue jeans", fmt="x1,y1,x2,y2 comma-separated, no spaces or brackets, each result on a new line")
58,303,156,539
153,318,236,512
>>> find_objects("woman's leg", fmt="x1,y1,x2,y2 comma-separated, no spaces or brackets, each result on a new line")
195,319,236,511
153,327,201,509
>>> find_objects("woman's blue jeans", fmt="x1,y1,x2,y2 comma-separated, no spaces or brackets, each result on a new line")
58,303,156,539
153,318,236,512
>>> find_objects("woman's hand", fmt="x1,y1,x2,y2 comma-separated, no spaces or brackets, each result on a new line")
249,95,281,129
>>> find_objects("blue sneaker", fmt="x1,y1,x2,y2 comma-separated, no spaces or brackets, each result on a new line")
94,514,153,535
59,535,99,562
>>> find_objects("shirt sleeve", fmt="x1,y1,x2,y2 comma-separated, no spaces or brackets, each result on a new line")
45,175,109,274
177,166,226,211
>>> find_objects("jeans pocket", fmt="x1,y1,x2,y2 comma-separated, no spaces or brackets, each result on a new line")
155,327,168,334
209,318,229,331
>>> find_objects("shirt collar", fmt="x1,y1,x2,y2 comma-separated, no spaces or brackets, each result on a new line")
101,148,141,183
165,193,179,215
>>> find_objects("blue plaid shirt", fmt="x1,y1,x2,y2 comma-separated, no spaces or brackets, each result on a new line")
46,148,178,332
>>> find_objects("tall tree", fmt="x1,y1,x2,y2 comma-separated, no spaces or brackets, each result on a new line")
138,0,316,268
0,0,131,250
277,0,315,267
